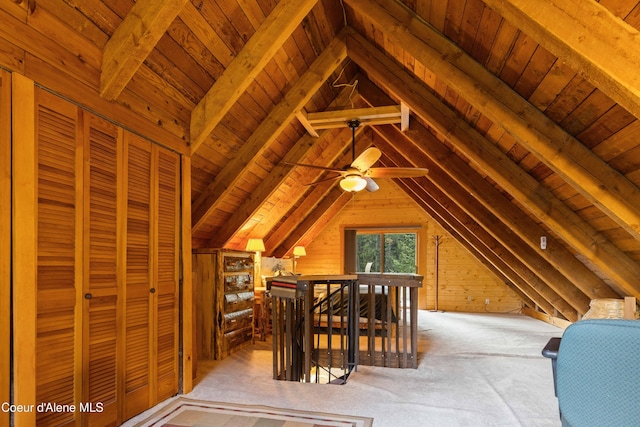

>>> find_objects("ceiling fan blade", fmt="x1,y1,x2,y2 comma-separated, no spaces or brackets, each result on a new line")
283,161,345,173
364,177,379,192
351,147,382,172
366,167,429,178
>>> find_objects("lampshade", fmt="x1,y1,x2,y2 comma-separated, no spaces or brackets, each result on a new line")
293,246,306,257
340,175,367,192
245,238,265,252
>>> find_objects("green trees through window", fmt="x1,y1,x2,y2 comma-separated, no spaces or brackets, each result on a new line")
356,232,417,273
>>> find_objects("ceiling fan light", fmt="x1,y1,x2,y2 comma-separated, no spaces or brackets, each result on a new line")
340,175,367,192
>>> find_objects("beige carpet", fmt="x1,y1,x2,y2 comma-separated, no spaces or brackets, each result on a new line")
133,397,373,427
125,311,563,427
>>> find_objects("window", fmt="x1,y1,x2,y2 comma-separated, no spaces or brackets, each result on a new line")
356,231,417,273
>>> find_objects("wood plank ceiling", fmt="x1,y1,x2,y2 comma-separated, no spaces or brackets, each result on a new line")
4,0,640,321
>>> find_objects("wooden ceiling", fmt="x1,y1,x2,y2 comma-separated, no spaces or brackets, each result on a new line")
4,0,640,321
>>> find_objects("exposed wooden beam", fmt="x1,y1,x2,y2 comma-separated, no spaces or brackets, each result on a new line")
483,0,640,121
209,85,359,248
265,174,339,257
400,102,409,131
191,30,348,231
303,105,405,132
100,0,189,100
383,155,578,321
189,0,319,154
348,30,640,300
377,122,616,304
361,77,618,302
271,186,352,258
266,132,373,257
374,134,590,315
346,0,640,241
296,110,319,137
394,178,563,319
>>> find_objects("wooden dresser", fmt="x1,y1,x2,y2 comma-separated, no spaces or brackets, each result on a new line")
193,249,255,359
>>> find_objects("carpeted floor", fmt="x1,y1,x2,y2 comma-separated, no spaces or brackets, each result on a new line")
124,311,564,427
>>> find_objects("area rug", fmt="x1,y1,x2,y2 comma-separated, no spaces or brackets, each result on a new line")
134,397,373,427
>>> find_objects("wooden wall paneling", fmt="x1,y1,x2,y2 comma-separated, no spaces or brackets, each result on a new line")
0,70,11,427
123,133,153,420
192,253,214,360
154,146,180,402
11,72,37,427
82,112,123,426
34,87,83,426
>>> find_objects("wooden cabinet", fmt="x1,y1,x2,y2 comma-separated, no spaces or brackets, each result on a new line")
194,250,254,360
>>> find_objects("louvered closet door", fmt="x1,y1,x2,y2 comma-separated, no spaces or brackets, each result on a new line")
35,89,82,426
123,133,180,418
82,113,122,426
123,134,153,420
155,148,180,402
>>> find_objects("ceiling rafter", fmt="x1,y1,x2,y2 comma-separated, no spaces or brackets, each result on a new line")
377,150,578,321
348,34,640,300
267,131,374,258
208,82,361,248
189,0,320,154
392,177,538,311
100,0,189,100
271,185,352,259
395,178,574,320
376,122,616,305
373,133,590,316
264,175,338,257
360,78,619,301
346,0,640,242
483,0,640,121
191,30,348,231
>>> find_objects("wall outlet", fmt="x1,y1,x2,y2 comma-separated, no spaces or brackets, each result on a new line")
485,298,490,305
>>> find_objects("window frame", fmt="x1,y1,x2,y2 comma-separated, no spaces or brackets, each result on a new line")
349,226,420,274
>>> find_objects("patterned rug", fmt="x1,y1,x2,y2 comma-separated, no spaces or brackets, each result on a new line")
134,397,373,427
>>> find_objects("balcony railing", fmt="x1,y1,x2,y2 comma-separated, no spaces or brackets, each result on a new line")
269,273,423,384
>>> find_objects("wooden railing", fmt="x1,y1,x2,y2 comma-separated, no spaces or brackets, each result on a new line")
269,273,423,384
356,273,423,369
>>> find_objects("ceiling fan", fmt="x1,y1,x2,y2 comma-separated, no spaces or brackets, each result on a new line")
287,120,429,192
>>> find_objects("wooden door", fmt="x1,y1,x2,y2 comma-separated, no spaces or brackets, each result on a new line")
34,89,83,426
123,134,153,420
82,113,123,426
154,148,180,402
122,133,180,417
